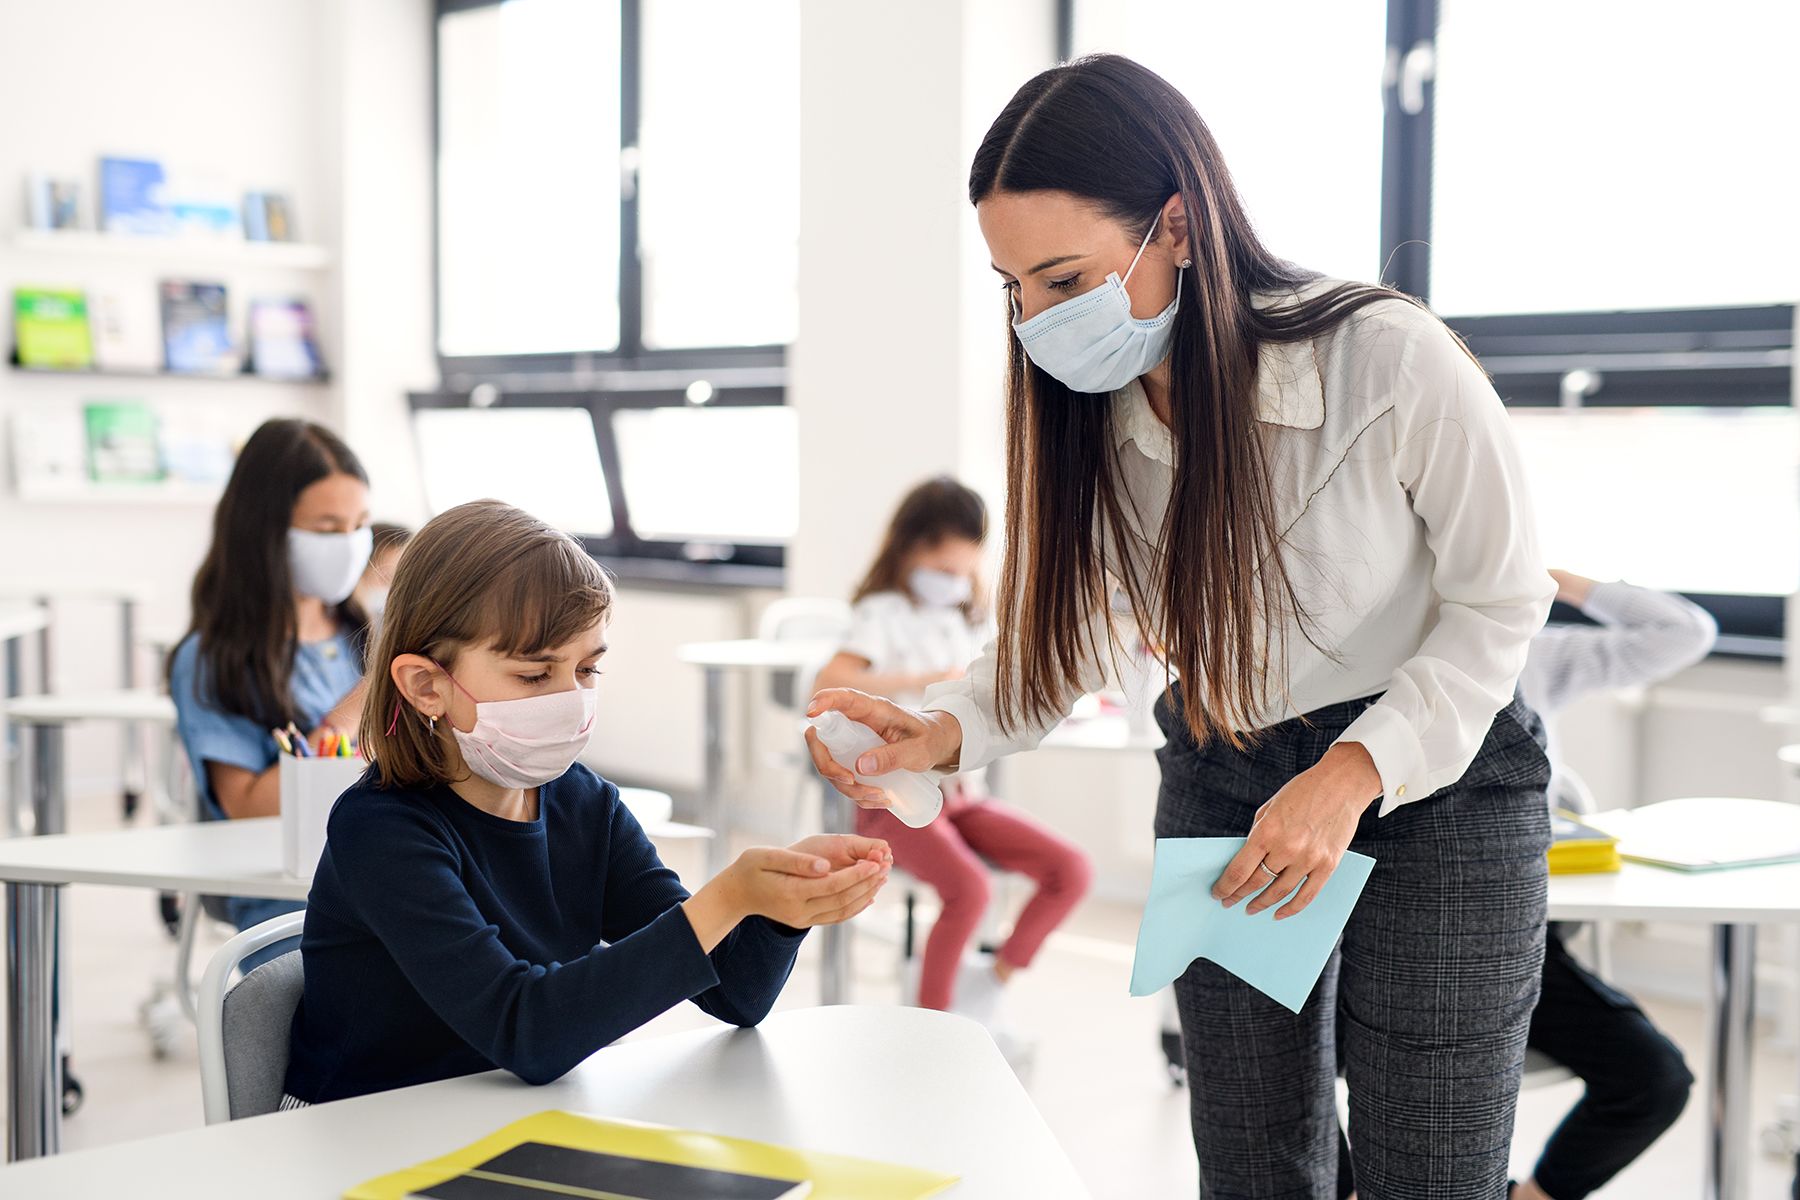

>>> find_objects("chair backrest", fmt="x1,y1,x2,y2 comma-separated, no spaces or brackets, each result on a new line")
198,910,307,1124
1549,762,1598,816
757,597,853,711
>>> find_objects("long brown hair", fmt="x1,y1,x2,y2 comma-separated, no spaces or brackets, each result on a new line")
970,54,1414,749
851,476,989,622
360,499,614,789
175,419,369,730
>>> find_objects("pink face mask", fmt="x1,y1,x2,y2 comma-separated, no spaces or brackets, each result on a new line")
433,661,597,790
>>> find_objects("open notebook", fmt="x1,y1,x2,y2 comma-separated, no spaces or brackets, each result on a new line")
1583,797,1800,871
347,1111,957,1200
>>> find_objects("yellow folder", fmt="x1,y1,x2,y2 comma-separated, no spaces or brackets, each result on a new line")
344,1109,960,1200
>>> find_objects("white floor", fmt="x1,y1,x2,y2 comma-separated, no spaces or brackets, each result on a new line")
4,787,1796,1198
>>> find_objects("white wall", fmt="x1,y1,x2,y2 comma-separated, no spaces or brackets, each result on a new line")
0,0,432,798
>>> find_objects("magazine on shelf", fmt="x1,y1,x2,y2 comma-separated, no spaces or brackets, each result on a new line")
160,280,236,375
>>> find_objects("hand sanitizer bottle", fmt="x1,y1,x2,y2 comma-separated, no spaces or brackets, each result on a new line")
807,712,944,828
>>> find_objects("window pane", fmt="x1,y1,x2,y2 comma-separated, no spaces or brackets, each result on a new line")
638,0,799,349
437,0,621,357
613,406,797,543
1071,1,1387,285
413,408,615,537
1431,1,1800,316
1508,408,1799,597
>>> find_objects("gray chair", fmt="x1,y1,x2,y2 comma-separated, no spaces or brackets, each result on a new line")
197,910,306,1123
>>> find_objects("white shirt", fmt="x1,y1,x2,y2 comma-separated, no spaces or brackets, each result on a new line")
923,282,1555,817
842,590,996,709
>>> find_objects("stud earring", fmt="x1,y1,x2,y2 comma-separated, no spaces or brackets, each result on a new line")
428,715,437,734
1180,258,1193,269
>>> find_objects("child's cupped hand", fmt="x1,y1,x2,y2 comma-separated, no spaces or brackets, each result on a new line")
726,835,892,930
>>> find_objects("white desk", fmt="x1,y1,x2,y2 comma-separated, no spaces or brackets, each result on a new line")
2,583,156,825
1547,861,1800,1200
1,690,176,838
1039,714,1164,754
0,605,50,833
0,819,301,1161
0,1005,1087,1198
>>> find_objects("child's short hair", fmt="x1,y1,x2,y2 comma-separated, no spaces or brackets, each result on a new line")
360,500,614,788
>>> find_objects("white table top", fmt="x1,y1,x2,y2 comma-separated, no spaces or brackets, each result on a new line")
0,818,307,898
0,603,49,642
1546,859,1800,925
0,580,152,604
1,688,176,725
0,1006,1086,1199
677,638,839,669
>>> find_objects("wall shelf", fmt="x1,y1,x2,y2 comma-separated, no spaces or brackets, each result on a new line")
9,365,330,387
12,229,332,271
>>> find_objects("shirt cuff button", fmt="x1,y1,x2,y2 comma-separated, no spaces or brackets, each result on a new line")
1395,784,1407,799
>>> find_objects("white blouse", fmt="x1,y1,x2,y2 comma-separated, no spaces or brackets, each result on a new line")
923,282,1554,817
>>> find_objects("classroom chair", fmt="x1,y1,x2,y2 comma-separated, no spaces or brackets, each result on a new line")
197,910,306,1124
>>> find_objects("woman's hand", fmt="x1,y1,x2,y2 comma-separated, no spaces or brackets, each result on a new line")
1212,742,1382,919
803,688,963,809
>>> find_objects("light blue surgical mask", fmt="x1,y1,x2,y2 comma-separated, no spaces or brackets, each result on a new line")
1011,213,1181,395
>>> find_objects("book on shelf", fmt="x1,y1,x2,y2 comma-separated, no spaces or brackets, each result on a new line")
166,168,240,239
99,156,173,236
160,280,237,376
90,287,163,372
10,407,88,497
24,174,84,230
243,191,295,242
248,297,324,380
12,287,94,369
83,401,164,484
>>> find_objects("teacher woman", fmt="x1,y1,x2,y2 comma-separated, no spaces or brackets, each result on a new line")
807,54,1554,1199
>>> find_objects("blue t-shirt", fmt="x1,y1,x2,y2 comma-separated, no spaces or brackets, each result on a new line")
283,764,806,1103
169,629,364,820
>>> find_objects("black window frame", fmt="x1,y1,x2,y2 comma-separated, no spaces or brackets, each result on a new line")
409,383,789,589
432,0,789,386
1062,0,1796,653
431,0,792,584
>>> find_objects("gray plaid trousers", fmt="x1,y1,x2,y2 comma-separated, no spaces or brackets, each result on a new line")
1153,688,1552,1200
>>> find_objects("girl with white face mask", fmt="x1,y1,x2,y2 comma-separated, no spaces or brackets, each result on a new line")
813,478,1092,1062
168,418,375,967
281,500,892,1107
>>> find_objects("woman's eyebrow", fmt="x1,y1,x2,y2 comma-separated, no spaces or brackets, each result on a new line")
990,252,1088,278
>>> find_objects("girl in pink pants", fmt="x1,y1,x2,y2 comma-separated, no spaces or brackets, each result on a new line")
814,477,1093,1018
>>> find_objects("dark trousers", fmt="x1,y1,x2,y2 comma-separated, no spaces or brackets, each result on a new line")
1156,688,1552,1200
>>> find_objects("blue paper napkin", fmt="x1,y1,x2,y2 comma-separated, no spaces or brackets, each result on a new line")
1130,837,1376,1012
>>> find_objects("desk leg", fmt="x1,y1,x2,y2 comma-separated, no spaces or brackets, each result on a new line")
30,725,65,838
818,778,850,1006
119,598,146,819
5,881,63,1160
1707,923,1756,1200
4,636,21,837
701,666,727,877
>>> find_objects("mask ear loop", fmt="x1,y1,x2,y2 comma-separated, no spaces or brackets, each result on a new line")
386,659,469,736
1120,211,1163,287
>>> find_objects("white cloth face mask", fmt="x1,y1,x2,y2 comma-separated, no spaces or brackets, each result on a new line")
437,662,599,791
288,526,374,605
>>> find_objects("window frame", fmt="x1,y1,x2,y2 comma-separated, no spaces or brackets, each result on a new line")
431,0,789,384
1060,0,1796,651
408,384,790,588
